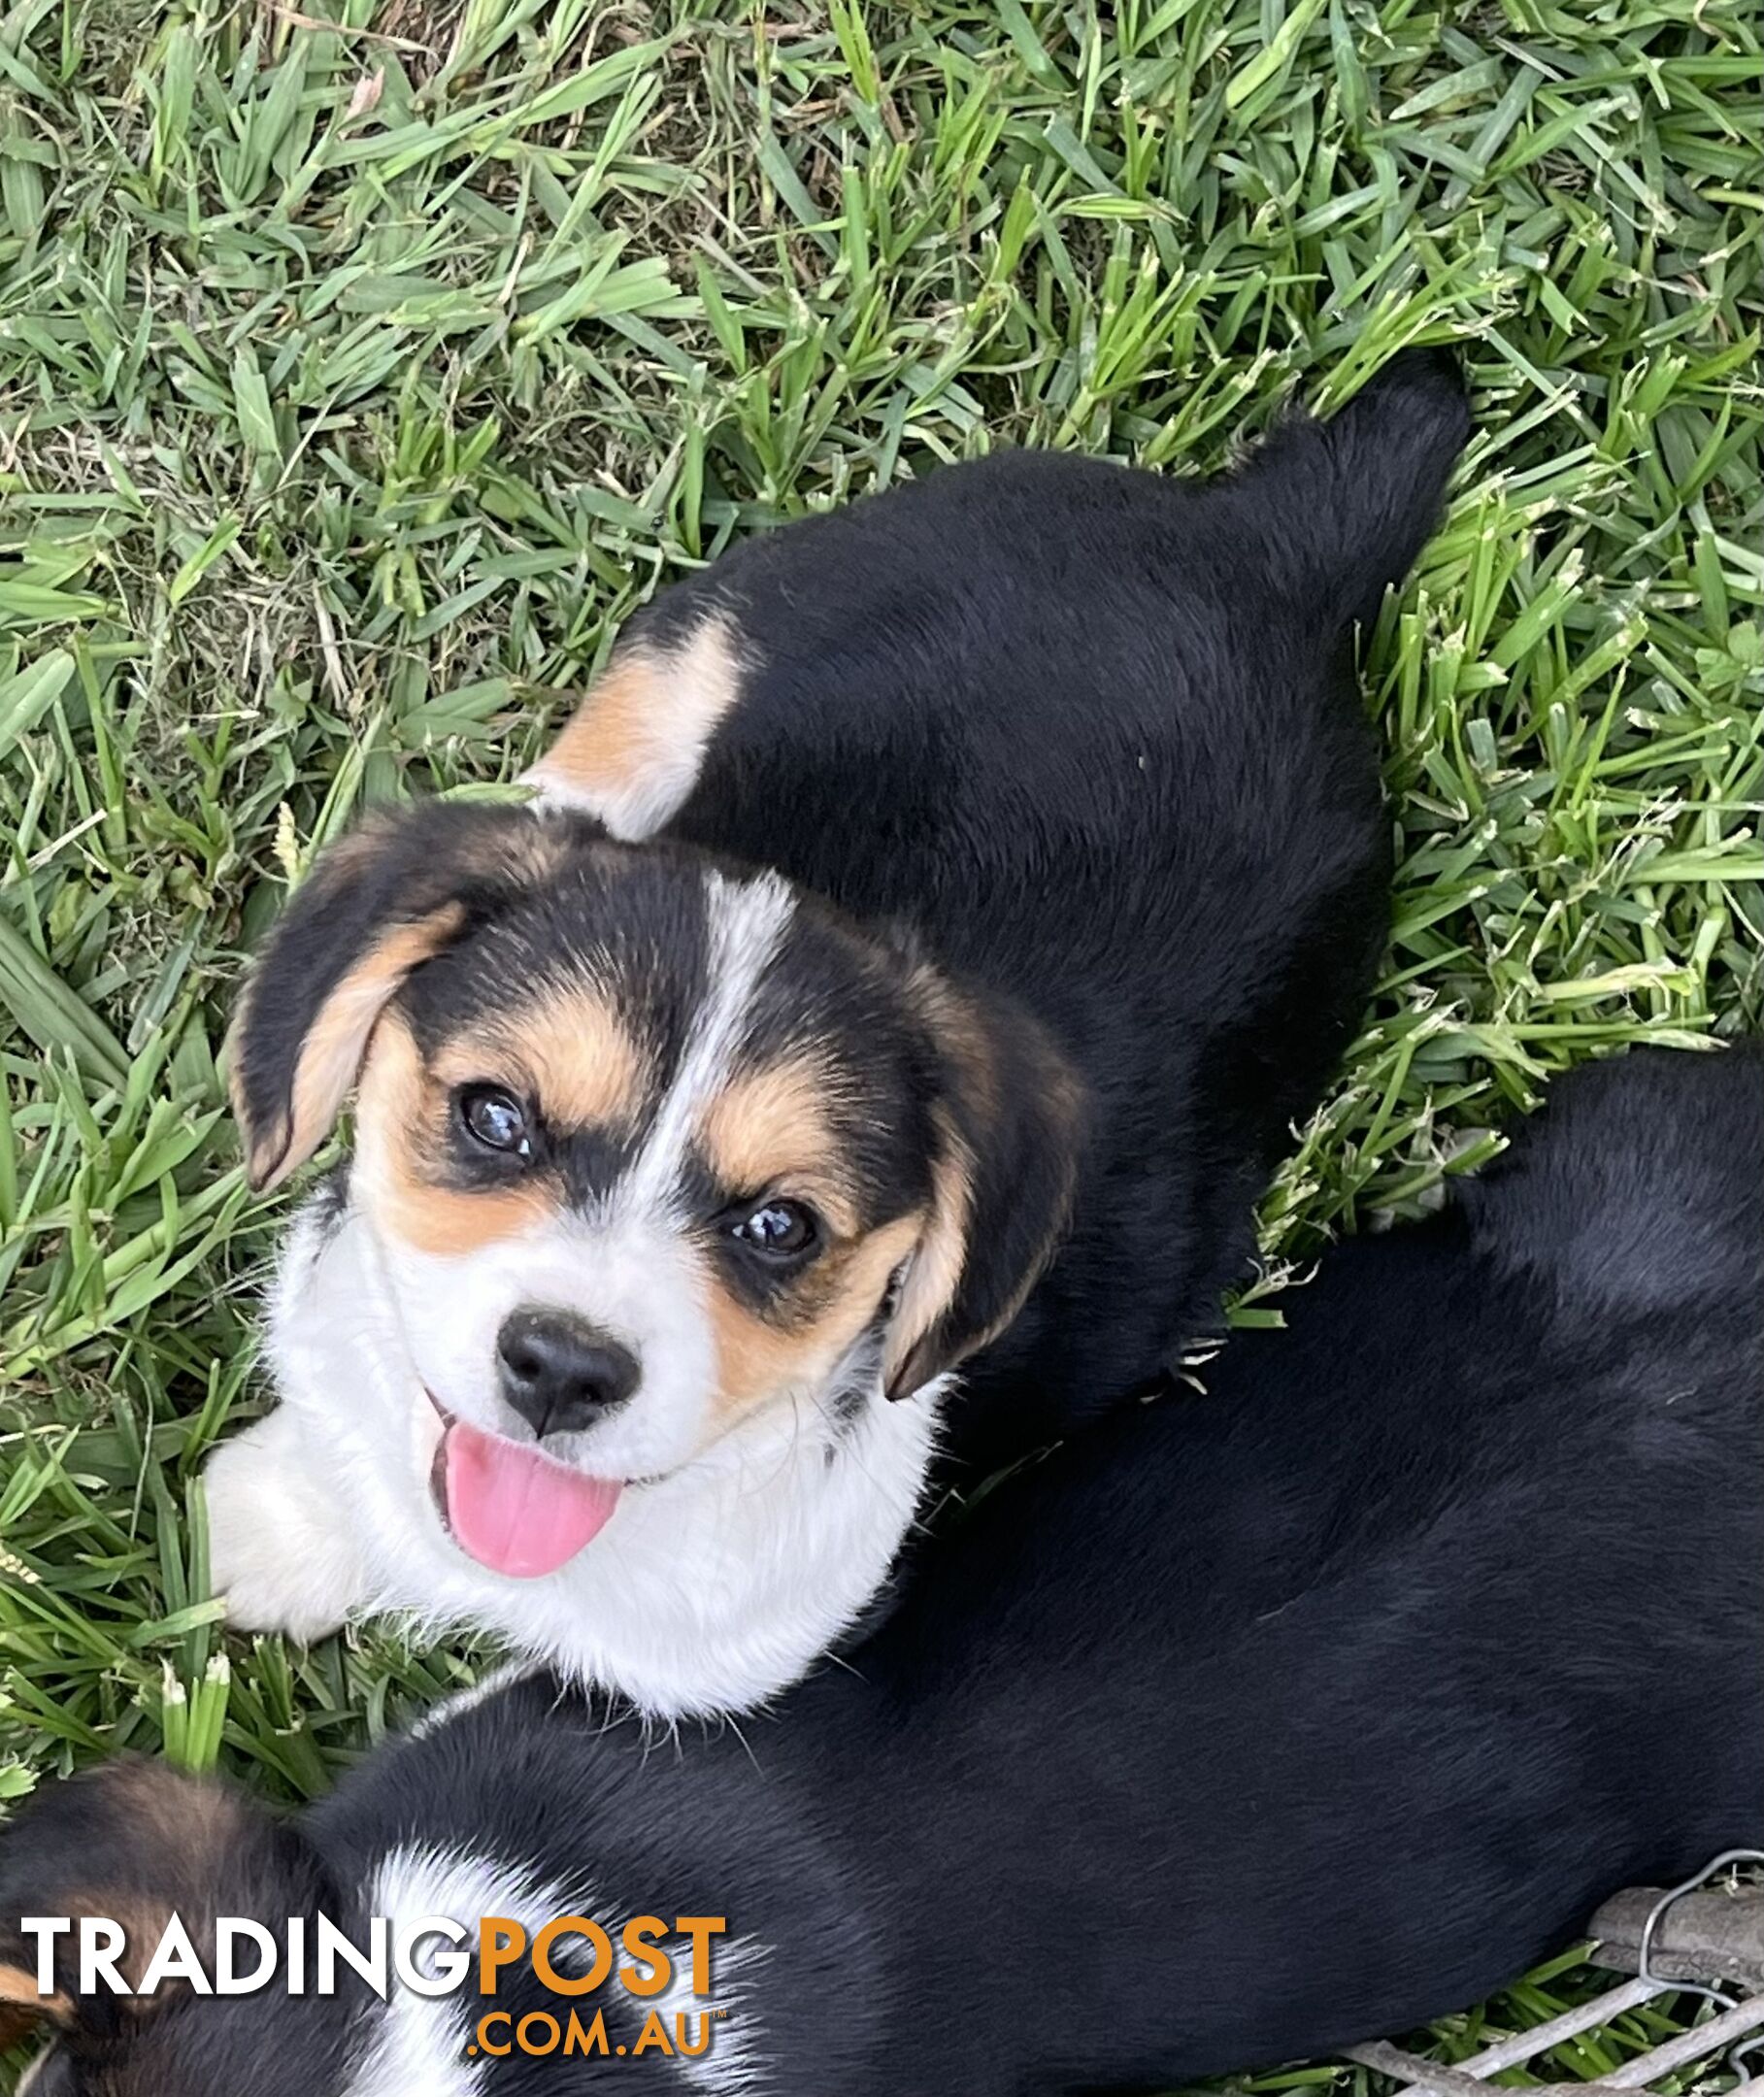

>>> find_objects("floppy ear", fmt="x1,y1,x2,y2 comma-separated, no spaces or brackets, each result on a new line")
883,971,1086,1402
0,1760,324,2043
228,802,585,1192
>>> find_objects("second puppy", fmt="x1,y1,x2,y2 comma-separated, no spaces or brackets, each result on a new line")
206,352,1470,1714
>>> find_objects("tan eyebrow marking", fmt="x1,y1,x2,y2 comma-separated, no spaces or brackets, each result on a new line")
695,1054,862,1238
431,986,650,1137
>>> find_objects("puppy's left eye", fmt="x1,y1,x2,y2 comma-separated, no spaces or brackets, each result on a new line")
458,1084,531,1157
727,1200,818,1260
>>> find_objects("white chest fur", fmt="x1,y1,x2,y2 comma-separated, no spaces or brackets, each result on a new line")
206,1197,945,1716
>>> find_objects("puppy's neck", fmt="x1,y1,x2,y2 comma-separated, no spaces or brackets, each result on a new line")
263,1193,946,1716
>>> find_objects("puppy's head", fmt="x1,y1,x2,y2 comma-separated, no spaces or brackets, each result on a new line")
0,1762,338,2096
229,804,1082,1580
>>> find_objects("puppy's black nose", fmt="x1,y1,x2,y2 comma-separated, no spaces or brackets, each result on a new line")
495,1310,640,1438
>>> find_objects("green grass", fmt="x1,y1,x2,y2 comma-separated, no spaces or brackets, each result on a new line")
0,0,1760,2086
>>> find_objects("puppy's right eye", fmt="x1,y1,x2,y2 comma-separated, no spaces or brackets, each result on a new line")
458,1084,531,1157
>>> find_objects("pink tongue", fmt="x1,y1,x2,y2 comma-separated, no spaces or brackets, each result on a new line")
443,1422,622,1580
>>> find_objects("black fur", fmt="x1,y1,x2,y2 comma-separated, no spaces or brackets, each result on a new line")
9,1045,1761,2094
647,348,1469,1458
230,349,1470,1470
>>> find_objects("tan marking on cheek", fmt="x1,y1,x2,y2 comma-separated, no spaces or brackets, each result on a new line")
503,988,648,1134
425,987,647,1142
373,1179,558,1258
354,1017,558,1255
525,614,745,840
237,902,468,1192
709,1215,921,1421
696,1058,861,1238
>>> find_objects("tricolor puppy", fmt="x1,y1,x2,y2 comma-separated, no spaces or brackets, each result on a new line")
204,351,1470,1714
8,1046,1763,2095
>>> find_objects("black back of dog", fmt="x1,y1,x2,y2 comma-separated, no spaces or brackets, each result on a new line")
639,351,1471,1457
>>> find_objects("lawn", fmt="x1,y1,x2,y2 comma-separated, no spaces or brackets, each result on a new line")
0,0,1759,2087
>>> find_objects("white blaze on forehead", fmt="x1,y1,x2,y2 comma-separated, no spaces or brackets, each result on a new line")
623,868,797,1215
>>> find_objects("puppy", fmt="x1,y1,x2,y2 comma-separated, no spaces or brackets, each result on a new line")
205,352,1470,1714
8,1045,1761,2094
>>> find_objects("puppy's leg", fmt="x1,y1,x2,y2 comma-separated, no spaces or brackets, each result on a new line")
520,613,744,840
205,1409,371,1642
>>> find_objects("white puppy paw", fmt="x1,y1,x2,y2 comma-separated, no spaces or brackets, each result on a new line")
204,1411,370,1642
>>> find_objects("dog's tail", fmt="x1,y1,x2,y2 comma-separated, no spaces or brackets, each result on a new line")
1232,346,1473,629
1459,1042,1764,1325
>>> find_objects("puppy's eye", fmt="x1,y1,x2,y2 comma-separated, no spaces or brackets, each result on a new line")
458,1084,531,1157
727,1200,818,1260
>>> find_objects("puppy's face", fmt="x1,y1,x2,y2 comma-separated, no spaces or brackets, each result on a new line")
352,854,950,1565
229,807,1081,1581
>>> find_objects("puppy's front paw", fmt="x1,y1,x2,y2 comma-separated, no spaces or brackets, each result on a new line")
204,1412,369,1643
